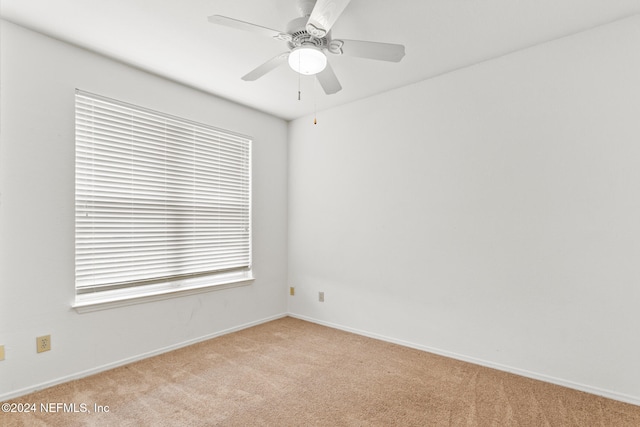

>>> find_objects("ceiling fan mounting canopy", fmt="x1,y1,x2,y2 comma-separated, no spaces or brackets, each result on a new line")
207,0,405,95
297,0,317,17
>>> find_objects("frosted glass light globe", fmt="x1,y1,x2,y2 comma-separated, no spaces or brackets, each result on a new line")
288,46,327,75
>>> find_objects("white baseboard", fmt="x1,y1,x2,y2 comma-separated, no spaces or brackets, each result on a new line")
287,313,640,407
4,311,638,407
0,313,288,402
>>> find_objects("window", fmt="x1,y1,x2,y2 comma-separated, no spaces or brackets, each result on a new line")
74,90,252,308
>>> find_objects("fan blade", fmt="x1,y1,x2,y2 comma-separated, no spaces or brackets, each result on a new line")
208,15,291,42
316,61,342,94
332,39,405,62
306,0,351,38
241,52,290,81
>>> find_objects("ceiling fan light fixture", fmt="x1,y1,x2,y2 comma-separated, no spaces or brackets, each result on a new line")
288,46,327,75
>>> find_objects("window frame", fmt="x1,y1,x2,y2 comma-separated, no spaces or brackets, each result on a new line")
73,89,253,312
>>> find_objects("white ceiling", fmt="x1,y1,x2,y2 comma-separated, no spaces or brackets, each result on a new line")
2,0,640,121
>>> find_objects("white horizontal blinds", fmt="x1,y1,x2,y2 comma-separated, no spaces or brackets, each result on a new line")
75,90,251,293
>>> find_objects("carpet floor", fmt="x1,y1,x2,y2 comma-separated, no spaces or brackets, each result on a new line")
2,316,640,426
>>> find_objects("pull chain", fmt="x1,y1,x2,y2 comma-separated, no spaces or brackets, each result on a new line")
313,77,318,125
297,55,301,101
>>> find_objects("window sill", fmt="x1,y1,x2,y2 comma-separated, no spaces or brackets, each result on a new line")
73,273,254,313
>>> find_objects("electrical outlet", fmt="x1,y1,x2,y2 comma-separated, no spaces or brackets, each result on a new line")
290,287,295,296
0,345,5,361
319,291,324,302
36,335,51,353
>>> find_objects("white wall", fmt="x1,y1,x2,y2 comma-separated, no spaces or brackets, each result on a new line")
0,20,288,399
288,15,640,404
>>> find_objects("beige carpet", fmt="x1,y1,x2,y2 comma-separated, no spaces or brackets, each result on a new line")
2,317,639,426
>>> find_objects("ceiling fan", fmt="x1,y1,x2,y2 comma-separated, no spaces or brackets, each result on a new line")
208,0,405,95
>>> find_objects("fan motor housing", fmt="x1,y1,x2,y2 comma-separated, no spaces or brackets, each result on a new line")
286,16,330,49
